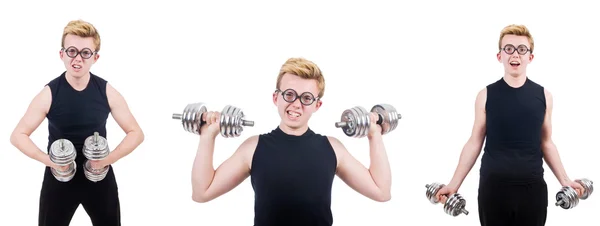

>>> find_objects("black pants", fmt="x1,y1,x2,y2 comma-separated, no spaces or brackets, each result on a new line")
38,164,120,226
478,176,548,226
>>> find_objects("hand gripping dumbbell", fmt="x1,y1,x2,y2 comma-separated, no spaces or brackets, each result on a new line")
49,139,77,182
172,102,254,138
334,104,402,138
555,178,594,209
425,182,469,217
82,132,110,182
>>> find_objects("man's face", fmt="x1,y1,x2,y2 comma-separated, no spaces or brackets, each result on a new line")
273,73,322,129
497,34,534,77
60,34,99,78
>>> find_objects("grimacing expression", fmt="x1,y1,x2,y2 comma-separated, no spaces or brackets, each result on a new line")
60,34,99,77
273,73,322,128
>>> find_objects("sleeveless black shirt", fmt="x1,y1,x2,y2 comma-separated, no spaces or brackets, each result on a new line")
480,77,546,183
45,72,111,181
250,127,337,226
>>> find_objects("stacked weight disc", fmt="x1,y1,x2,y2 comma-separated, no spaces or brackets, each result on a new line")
49,139,77,182
82,132,110,182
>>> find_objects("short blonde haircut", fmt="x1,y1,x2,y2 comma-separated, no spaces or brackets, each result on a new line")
61,20,101,52
276,57,325,98
499,24,534,53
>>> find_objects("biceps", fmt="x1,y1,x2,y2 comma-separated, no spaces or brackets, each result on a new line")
13,96,48,136
337,156,380,197
110,98,140,132
204,156,250,198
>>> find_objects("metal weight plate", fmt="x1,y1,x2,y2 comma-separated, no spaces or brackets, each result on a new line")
182,102,207,135
339,107,358,137
83,132,109,160
371,104,400,135
576,179,594,200
356,106,371,138
50,139,76,165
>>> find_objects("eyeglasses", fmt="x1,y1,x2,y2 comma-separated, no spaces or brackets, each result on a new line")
276,88,319,106
501,44,531,55
62,46,97,59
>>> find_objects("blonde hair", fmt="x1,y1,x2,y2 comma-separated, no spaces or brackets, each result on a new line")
499,24,534,53
276,57,325,98
61,20,101,52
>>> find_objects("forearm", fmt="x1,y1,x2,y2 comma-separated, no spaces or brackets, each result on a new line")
106,130,144,165
448,139,482,189
10,133,53,167
191,136,217,199
542,141,571,186
367,133,392,198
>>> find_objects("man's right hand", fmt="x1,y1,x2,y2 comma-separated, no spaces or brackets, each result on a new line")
435,184,458,204
200,111,222,138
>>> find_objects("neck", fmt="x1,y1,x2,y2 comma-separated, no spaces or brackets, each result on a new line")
278,122,309,136
503,72,527,88
65,72,91,91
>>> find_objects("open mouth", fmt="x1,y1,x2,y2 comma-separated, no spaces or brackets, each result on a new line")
286,110,301,118
72,64,82,70
509,61,520,67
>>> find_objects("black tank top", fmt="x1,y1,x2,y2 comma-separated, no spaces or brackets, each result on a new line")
250,127,337,226
45,72,111,179
480,77,546,183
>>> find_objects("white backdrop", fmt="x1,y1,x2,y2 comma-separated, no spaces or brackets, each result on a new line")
0,0,598,225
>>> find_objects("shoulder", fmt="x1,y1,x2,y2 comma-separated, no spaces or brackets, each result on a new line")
325,136,346,168
90,72,108,84
46,73,65,91
239,135,260,156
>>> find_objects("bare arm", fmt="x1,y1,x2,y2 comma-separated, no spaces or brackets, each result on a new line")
103,83,145,165
540,89,571,186
330,133,392,202
447,88,487,190
9,86,54,167
192,135,257,203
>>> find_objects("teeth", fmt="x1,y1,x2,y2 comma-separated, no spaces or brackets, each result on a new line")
510,61,520,65
287,111,300,117
73,65,81,69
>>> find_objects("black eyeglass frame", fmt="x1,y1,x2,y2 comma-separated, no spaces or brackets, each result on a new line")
275,88,320,106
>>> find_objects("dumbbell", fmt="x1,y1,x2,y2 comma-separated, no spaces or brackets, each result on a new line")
555,178,594,209
334,104,401,138
49,139,77,182
172,102,254,138
82,132,110,182
425,182,469,217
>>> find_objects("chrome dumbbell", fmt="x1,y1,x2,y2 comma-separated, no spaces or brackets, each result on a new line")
172,102,254,138
49,139,77,182
425,182,469,217
334,104,401,138
82,132,110,182
555,178,594,209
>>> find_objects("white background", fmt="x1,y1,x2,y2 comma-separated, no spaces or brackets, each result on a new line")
1,0,598,225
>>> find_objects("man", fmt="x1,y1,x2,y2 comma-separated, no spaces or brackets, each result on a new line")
434,24,585,226
10,20,144,226
190,57,392,226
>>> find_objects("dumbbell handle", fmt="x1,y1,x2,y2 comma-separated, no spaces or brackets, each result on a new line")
335,113,396,128
172,113,255,127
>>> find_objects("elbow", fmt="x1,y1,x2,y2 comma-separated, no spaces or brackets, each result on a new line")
9,131,20,147
191,192,210,203
138,130,145,144
375,191,392,202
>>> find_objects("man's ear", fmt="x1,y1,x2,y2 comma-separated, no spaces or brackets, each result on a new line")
272,92,278,105
315,100,322,110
